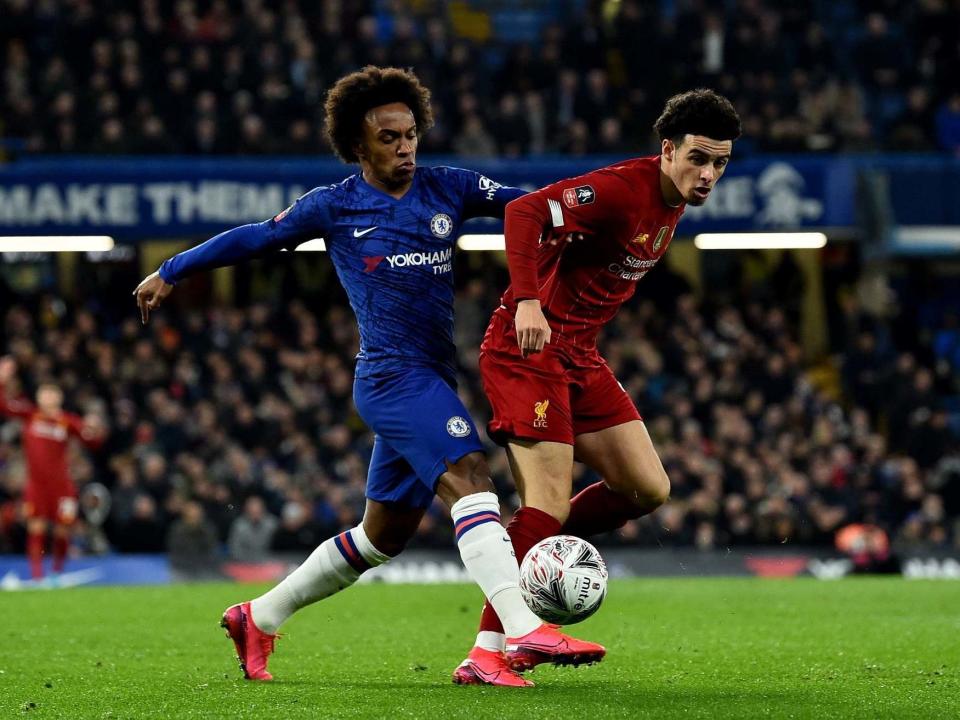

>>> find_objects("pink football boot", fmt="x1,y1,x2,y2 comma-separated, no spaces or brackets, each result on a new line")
452,647,535,687
221,602,278,681
506,623,606,671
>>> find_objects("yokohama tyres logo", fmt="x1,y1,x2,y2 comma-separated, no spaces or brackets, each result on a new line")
362,248,453,275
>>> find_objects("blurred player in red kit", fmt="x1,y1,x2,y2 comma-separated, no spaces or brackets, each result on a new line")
458,90,741,673
0,356,105,580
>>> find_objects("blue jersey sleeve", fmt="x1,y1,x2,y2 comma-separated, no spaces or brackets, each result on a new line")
441,167,526,221
158,186,337,283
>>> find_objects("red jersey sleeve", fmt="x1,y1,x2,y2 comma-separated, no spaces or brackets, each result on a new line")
504,169,635,300
0,383,36,420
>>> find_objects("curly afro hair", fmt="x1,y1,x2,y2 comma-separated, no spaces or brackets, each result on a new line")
323,66,434,163
654,89,741,144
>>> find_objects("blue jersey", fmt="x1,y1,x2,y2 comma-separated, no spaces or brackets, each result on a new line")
160,167,525,377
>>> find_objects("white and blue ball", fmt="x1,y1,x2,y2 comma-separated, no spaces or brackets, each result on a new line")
519,535,608,625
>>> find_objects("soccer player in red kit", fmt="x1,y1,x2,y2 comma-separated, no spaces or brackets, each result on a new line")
455,89,741,679
0,356,104,580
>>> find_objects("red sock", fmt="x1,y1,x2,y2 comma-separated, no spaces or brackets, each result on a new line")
52,533,69,573
27,531,45,580
562,481,648,537
477,506,561,636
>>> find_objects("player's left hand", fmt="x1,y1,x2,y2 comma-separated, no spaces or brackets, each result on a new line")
133,271,174,324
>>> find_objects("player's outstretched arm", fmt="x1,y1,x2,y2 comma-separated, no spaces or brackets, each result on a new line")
132,223,281,323
132,187,336,324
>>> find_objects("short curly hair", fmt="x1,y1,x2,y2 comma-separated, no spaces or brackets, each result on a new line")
654,89,741,144
323,66,434,163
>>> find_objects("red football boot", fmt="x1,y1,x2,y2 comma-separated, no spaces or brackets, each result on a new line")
221,602,278,681
506,623,606,671
452,647,535,687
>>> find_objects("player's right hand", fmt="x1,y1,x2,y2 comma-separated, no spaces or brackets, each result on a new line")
515,299,551,358
133,271,174,324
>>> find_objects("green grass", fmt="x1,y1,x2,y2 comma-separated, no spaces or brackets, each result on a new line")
2,578,958,719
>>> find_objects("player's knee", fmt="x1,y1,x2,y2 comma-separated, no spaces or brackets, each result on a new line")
610,466,670,510
635,468,670,510
364,525,413,558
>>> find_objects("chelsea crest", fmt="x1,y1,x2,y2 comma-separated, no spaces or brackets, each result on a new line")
446,416,471,437
430,213,453,238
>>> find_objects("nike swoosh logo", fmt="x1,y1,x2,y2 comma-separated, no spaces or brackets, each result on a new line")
353,227,377,238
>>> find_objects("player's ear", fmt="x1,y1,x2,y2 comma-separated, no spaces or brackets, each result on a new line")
661,138,675,162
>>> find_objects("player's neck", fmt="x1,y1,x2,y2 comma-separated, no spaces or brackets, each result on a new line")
658,167,684,208
360,168,414,200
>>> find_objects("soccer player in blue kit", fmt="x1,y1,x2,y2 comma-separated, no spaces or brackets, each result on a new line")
134,66,602,687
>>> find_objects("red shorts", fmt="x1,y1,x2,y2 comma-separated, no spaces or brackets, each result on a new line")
24,483,79,524
479,311,641,446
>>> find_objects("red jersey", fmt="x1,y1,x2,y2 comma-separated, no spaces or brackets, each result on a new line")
499,155,685,350
0,386,99,490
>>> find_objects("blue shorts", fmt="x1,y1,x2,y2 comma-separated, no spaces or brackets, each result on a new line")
353,366,484,509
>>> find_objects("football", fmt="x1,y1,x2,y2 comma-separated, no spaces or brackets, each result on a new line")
519,535,608,625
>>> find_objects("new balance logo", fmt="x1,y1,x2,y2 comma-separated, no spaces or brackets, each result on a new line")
354,227,377,238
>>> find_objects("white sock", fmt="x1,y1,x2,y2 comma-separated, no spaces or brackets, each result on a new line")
475,630,506,652
249,524,390,634
451,492,541,639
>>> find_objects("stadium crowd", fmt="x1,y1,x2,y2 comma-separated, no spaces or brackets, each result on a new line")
2,0,960,158
0,257,957,562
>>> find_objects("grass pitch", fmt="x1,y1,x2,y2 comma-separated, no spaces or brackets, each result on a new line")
2,577,957,719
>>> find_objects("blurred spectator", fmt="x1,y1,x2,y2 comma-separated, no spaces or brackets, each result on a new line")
228,496,278,561
490,93,530,158
115,494,166,553
887,86,936,151
271,501,324,552
167,501,219,575
451,116,497,158
855,14,906,91
935,93,960,156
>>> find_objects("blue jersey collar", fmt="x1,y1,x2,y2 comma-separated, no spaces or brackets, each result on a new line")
358,169,420,203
